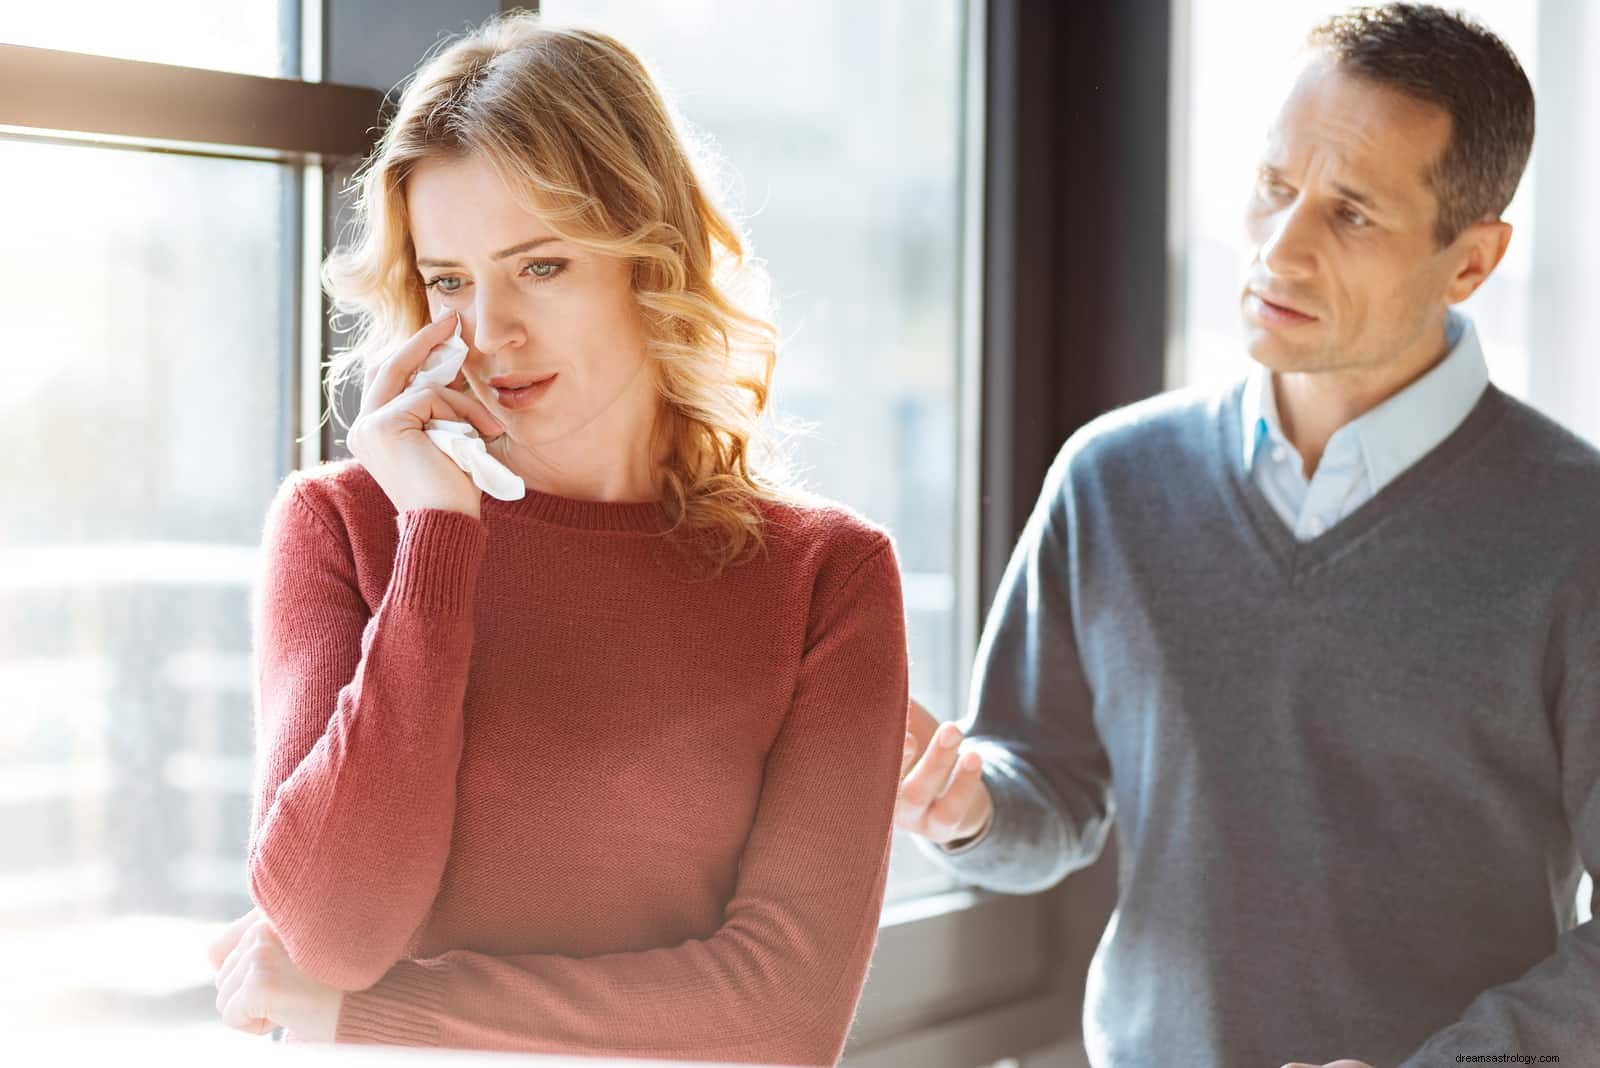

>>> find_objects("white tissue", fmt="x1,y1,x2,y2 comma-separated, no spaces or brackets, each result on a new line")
413,316,525,501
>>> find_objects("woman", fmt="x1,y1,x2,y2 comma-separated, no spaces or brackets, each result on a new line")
206,14,909,1066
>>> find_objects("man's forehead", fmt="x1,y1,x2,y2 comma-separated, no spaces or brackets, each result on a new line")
1264,59,1448,200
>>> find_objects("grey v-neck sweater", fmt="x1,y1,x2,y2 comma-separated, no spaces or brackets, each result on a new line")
921,382,1600,1067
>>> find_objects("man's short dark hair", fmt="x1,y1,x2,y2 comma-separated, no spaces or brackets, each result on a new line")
1307,3,1535,247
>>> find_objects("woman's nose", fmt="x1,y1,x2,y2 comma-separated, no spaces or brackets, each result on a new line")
465,295,527,357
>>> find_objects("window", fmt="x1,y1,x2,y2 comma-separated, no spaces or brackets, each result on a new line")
0,6,380,1047
0,0,294,77
1171,0,1594,924
0,138,295,1048
541,0,978,906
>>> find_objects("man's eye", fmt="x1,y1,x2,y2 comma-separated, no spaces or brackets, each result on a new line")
1339,207,1369,227
1258,175,1291,199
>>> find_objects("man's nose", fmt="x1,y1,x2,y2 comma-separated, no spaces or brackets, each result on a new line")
1257,200,1319,280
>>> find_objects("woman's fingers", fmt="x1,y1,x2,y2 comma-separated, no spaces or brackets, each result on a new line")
357,383,494,444
361,312,461,413
219,964,276,1034
428,381,506,441
207,908,259,973
214,922,287,1034
214,930,257,1017
215,918,265,994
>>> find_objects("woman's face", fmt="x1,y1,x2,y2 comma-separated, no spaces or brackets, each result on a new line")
405,153,655,448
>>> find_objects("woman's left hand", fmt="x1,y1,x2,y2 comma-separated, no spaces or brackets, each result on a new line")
208,907,344,1041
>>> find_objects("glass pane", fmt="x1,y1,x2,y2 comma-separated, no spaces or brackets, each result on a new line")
1,0,292,78
0,137,291,1031
542,0,970,904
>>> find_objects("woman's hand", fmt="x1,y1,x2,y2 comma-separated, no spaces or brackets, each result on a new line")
207,907,345,1042
347,311,505,519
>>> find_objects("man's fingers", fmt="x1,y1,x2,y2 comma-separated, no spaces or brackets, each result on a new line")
898,722,965,809
924,749,985,836
906,697,939,753
207,908,259,972
363,312,461,413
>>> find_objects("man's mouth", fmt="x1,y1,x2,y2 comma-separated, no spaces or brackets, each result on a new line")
1249,291,1317,324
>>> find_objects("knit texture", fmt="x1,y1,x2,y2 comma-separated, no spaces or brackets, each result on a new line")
247,461,909,1066
922,382,1600,1067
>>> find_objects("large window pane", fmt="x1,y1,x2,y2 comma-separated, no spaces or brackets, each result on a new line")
1173,0,1592,923
542,0,972,904
0,1,292,77
0,137,292,1030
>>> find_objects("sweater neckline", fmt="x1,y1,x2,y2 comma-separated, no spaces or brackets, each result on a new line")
1215,378,1509,581
482,484,673,533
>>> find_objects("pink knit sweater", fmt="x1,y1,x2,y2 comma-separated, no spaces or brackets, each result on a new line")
247,461,909,1065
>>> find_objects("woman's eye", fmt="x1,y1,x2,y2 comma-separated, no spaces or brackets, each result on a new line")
424,276,464,294
524,261,562,280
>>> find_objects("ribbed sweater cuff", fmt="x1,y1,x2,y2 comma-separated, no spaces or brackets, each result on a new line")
389,509,487,612
336,962,443,1046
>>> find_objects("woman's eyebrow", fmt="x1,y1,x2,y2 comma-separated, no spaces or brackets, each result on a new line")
416,235,562,268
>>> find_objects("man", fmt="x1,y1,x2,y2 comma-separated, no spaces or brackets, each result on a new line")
896,5,1598,1067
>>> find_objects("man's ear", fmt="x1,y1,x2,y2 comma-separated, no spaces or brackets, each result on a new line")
1444,219,1513,304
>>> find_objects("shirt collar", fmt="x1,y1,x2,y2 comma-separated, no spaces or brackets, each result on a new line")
1241,310,1489,492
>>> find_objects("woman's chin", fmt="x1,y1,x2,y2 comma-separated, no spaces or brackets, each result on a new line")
494,420,570,452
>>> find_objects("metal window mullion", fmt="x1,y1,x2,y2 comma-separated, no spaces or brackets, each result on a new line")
0,43,383,159
954,0,989,709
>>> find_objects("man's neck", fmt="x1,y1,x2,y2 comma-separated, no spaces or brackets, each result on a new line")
1272,322,1451,477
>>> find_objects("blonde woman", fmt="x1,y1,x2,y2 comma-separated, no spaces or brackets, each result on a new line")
204,14,909,1066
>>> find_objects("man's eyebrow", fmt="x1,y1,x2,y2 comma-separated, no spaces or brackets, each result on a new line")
1260,165,1385,211
415,235,561,268
1332,182,1382,210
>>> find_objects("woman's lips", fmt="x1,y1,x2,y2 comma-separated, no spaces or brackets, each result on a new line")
492,374,557,409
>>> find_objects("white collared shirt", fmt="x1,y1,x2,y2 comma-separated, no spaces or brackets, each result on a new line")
1240,310,1490,541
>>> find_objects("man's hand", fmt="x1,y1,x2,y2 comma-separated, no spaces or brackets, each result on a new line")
207,907,344,1041
1280,1060,1375,1067
894,698,994,845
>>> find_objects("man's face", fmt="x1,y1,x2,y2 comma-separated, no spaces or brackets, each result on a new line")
1241,57,1461,375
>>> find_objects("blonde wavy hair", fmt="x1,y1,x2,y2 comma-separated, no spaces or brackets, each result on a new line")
322,13,798,573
